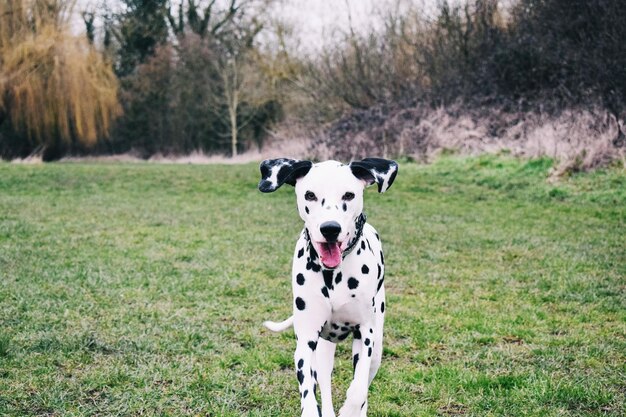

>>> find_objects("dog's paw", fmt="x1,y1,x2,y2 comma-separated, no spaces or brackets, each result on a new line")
338,402,364,417
339,385,367,417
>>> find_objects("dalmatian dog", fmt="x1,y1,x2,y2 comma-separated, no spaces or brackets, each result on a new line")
258,158,398,417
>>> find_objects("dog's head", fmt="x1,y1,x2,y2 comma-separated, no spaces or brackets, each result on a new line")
259,158,398,269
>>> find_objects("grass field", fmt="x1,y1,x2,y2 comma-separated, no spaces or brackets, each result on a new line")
0,155,624,416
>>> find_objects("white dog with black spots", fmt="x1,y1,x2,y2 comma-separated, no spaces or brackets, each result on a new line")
258,158,398,417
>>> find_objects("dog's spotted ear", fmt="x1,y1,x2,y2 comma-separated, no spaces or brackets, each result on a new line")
259,158,313,192
349,158,398,193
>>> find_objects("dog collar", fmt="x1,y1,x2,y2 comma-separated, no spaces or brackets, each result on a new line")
341,213,367,257
304,213,367,259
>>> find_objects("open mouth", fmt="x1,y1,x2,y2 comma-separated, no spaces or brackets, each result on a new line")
313,241,343,269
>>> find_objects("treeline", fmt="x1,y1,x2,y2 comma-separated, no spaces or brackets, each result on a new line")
1,0,285,160
1,0,625,160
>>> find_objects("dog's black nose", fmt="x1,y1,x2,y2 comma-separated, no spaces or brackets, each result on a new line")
320,221,341,242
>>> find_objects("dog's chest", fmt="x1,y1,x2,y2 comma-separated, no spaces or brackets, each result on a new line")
316,263,374,342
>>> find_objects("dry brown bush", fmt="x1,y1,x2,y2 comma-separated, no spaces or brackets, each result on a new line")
0,0,120,158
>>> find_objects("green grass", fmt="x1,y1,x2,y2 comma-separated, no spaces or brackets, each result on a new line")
0,155,624,416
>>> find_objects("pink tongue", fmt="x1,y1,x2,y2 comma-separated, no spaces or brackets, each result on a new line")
320,242,342,268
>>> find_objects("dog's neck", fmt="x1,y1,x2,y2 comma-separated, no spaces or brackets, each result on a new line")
304,212,367,262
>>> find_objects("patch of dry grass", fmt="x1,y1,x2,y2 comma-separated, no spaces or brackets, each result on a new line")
312,103,625,175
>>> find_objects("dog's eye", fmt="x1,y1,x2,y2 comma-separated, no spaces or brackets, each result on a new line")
305,191,317,201
342,192,355,201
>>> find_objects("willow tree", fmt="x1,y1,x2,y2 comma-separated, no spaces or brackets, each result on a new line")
0,0,120,157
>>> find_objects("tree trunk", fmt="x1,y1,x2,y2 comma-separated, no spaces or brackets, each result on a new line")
230,102,238,156
227,58,239,156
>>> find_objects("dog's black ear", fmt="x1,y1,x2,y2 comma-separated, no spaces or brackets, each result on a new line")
349,158,398,193
259,158,313,192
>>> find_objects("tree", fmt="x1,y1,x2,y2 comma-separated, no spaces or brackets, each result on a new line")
107,0,170,77
94,0,278,157
0,0,121,159
219,53,250,156
164,0,269,155
204,5,267,155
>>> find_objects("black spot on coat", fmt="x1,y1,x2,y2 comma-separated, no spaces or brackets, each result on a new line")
306,260,321,273
362,264,369,274
296,273,305,285
348,277,359,289
322,270,334,289
295,297,306,310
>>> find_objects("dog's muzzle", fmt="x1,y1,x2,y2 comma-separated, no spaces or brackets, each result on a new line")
305,214,367,270
316,221,342,268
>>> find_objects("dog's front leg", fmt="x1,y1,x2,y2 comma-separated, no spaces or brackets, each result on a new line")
294,333,320,417
315,338,337,417
338,324,374,417
294,308,325,417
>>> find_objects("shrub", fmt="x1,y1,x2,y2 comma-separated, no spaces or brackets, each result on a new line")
0,0,120,160
295,0,626,117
